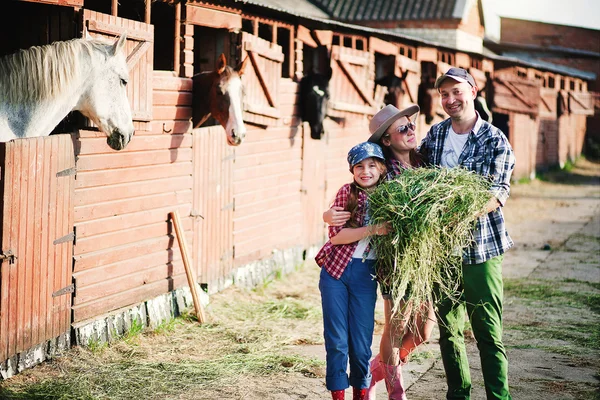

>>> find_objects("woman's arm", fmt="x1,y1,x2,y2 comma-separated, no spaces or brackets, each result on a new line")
323,206,351,226
330,223,389,245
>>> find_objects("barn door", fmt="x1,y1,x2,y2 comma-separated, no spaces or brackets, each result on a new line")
82,10,154,127
0,135,75,362
241,32,284,126
301,123,327,250
192,127,234,286
329,45,377,117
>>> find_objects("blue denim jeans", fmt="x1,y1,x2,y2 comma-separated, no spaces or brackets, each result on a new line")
319,258,378,391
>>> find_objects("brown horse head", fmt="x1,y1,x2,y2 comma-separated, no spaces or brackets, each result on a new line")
192,53,248,146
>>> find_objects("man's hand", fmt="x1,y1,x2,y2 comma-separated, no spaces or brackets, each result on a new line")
323,206,351,226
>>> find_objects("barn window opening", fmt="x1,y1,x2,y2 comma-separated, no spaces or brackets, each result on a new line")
560,78,565,90
193,25,232,74
1,2,76,57
570,80,576,91
470,57,483,70
374,53,395,81
258,23,273,42
356,38,365,51
343,36,352,48
277,26,292,78
118,0,147,22
332,35,340,46
84,0,111,15
548,75,555,88
303,45,329,75
438,51,455,66
152,2,175,71
242,18,254,34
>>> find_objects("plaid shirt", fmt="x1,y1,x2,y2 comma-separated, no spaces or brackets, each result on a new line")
385,157,424,180
315,183,368,279
419,115,516,264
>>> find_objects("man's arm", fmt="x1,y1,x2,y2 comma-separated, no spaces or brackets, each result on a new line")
488,134,516,208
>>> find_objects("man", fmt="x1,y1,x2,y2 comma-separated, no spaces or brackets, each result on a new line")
419,67,515,400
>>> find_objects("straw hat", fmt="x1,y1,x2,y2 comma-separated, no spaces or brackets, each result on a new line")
368,104,419,143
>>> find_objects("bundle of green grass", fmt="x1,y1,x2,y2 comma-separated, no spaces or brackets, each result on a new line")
369,167,491,316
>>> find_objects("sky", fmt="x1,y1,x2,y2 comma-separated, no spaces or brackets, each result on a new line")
482,0,600,40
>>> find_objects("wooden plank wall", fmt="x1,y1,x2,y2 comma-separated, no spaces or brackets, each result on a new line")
0,135,74,361
510,113,539,180
71,72,194,324
232,78,304,267
558,113,587,167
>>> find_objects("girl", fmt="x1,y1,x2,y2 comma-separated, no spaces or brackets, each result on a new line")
324,105,437,400
315,141,390,400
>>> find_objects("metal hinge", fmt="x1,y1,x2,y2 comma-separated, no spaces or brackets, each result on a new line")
56,167,77,178
52,284,74,298
54,232,75,245
0,250,16,265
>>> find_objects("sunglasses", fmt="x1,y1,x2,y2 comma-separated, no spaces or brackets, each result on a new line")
395,122,416,134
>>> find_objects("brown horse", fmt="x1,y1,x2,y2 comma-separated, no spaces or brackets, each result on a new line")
192,53,248,146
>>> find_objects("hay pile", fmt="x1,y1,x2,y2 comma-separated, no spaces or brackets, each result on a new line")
369,167,491,315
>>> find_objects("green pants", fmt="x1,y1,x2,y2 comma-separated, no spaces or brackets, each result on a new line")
435,255,512,400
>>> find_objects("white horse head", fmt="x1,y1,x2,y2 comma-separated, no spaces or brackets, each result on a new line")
77,34,134,150
0,35,134,150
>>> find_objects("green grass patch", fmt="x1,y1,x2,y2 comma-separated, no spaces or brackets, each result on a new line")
504,279,600,314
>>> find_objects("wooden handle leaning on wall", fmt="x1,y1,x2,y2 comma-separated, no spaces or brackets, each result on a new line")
169,210,206,323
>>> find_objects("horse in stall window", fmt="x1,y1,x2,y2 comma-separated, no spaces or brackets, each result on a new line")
375,69,409,109
191,53,248,146
299,68,332,140
0,34,134,150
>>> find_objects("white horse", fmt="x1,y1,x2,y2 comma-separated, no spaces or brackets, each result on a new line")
0,35,134,150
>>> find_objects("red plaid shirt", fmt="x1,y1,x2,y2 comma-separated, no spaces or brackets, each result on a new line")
315,183,368,279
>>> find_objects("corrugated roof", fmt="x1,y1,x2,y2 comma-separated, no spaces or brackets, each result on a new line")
499,52,597,81
230,0,595,81
246,0,330,19
307,0,459,22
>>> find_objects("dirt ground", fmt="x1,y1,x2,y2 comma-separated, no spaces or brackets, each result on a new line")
0,159,598,400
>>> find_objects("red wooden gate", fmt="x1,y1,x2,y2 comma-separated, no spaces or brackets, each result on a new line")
301,123,327,249
0,135,75,361
192,127,234,285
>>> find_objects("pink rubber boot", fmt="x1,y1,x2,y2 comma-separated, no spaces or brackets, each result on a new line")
383,363,407,400
366,354,385,400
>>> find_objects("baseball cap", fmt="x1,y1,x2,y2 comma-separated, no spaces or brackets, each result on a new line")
347,141,385,170
434,67,477,89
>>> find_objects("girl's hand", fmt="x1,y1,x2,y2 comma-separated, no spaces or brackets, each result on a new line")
371,222,391,236
323,206,351,226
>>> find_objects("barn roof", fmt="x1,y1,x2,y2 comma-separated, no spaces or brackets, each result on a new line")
306,0,462,22
228,0,595,81
498,52,597,81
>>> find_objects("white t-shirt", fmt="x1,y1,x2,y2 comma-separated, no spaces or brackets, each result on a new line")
441,126,470,168
353,237,376,259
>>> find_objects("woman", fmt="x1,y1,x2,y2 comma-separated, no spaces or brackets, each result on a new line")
323,105,436,400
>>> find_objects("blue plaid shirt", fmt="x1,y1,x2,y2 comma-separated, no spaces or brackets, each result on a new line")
419,115,516,265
